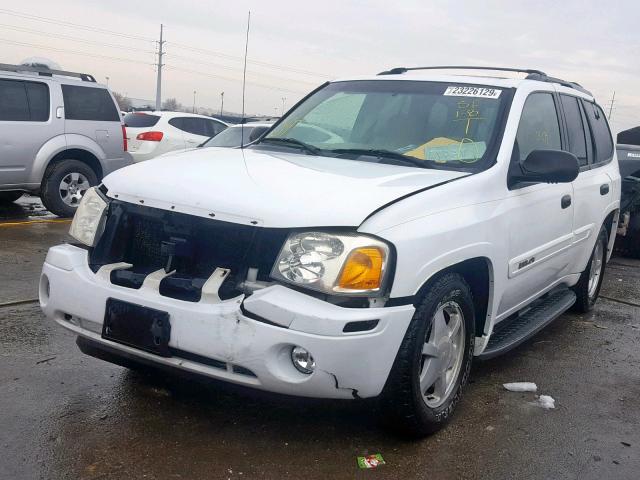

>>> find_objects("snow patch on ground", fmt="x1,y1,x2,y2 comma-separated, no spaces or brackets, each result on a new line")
530,395,556,409
503,382,537,392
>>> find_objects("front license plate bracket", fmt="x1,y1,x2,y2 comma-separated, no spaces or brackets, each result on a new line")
102,298,171,357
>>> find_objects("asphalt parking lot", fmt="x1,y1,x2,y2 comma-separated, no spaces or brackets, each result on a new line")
1,198,639,480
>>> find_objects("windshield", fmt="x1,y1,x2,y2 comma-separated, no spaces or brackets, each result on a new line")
202,125,270,148
260,80,511,171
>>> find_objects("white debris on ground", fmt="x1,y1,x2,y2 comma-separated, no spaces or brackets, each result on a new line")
530,395,556,410
503,382,537,392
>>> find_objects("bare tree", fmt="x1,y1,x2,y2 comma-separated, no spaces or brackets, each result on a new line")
162,98,183,111
112,92,132,111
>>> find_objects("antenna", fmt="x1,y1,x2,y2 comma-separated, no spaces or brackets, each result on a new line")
607,91,616,121
240,11,251,148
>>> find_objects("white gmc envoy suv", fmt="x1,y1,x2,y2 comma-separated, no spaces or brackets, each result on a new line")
40,67,621,436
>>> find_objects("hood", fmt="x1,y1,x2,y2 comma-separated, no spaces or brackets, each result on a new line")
103,148,467,228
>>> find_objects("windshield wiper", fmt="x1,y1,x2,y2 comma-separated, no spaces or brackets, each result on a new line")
326,148,430,169
259,137,321,155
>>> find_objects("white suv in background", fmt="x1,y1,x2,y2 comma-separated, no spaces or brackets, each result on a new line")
41,66,620,437
124,111,228,162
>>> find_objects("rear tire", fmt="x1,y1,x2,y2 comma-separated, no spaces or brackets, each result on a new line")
380,273,475,437
41,159,98,217
0,191,23,203
572,225,608,313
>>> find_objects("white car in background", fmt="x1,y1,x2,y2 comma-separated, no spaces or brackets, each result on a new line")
200,122,274,148
124,111,228,162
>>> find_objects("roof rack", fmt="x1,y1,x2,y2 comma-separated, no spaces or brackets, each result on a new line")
377,66,592,96
0,63,96,82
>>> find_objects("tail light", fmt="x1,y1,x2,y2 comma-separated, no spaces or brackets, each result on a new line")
121,125,128,151
136,131,164,142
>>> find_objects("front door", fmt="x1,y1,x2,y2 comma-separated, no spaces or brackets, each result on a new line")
498,92,575,319
0,78,59,186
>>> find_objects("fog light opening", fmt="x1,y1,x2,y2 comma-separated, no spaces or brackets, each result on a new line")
291,346,315,375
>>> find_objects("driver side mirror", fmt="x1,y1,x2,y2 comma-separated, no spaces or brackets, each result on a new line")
511,149,579,186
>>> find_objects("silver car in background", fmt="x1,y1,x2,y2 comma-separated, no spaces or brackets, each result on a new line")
0,63,131,217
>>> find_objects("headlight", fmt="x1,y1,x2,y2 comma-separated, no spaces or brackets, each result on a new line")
68,187,109,247
271,232,391,296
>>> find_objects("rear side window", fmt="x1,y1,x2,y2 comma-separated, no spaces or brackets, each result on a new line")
0,79,49,121
582,101,614,164
208,119,227,137
170,117,217,137
62,85,119,121
560,95,588,166
124,113,160,127
514,92,561,161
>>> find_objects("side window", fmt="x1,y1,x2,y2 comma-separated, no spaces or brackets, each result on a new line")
514,92,561,162
0,79,29,121
25,82,50,122
172,117,201,136
582,100,614,164
208,120,226,136
168,117,183,130
559,95,588,166
62,85,120,121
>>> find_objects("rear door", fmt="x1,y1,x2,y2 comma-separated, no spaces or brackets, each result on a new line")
0,78,58,186
61,84,122,160
176,117,225,148
499,92,575,318
568,98,616,269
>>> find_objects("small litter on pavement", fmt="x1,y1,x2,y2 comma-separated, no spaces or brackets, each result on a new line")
529,395,555,409
357,454,385,469
503,382,537,392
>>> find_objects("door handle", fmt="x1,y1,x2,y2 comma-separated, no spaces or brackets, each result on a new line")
561,194,572,209
600,184,610,195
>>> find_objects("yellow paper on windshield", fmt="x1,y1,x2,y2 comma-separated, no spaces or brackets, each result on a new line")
405,137,458,160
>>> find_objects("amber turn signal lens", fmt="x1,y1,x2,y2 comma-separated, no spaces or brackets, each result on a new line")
337,247,384,290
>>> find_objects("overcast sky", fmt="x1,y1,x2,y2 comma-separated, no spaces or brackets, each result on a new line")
2,0,638,133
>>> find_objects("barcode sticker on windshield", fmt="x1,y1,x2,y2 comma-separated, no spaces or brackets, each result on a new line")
444,86,501,98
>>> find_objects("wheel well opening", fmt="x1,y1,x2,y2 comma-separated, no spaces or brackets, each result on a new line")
47,149,103,180
428,258,493,338
603,209,617,239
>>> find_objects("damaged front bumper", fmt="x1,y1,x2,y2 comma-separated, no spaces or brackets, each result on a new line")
40,244,415,399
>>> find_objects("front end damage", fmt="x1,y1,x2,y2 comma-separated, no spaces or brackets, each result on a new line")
40,199,415,399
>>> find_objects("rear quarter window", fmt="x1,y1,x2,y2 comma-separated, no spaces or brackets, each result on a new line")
62,85,120,121
582,100,614,164
124,113,160,127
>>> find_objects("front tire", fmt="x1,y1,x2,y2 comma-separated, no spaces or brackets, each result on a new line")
41,160,98,217
572,225,608,313
380,273,475,437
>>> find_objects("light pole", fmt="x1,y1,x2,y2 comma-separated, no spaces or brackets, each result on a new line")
220,92,224,116
193,90,197,113
281,97,286,116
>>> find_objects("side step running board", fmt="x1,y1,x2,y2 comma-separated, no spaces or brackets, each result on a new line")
478,288,577,360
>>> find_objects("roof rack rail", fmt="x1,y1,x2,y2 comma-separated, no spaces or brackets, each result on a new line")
377,66,592,96
377,66,547,76
0,63,96,82
523,72,592,96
